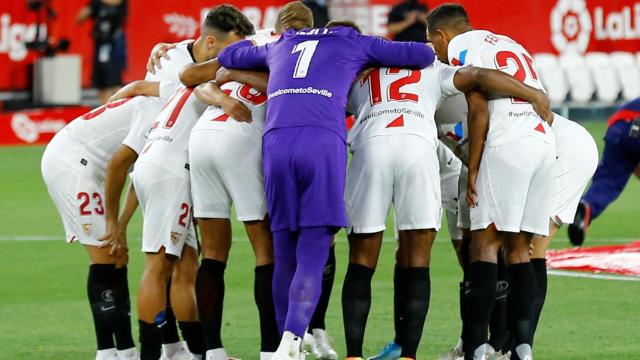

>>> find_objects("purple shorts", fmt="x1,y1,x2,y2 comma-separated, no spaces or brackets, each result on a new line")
262,127,348,232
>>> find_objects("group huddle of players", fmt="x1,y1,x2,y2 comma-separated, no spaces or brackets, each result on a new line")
41,2,599,360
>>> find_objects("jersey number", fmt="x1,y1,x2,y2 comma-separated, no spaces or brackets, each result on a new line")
81,97,134,120
78,192,104,216
495,50,539,103
164,87,194,129
365,68,421,106
291,40,319,79
178,203,190,227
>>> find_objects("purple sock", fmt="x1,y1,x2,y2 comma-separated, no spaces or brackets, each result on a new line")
273,230,297,334
284,227,332,336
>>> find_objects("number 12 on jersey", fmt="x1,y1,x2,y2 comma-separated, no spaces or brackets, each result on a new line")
291,40,319,79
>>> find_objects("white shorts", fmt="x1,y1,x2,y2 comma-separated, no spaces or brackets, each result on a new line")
189,130,267,221
470,137,556,236
438,142,462,214
346,135,441,233
131,161,197,257
457,166,471,230
445,208,463,240
552,115,599,224
41,140,106,246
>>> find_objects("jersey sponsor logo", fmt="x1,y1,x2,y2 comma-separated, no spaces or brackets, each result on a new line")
451,49,468,66
551,0,640,54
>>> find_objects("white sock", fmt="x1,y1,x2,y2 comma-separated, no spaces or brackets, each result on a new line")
162,341,183,358
260,351,274,360
205,348,228,360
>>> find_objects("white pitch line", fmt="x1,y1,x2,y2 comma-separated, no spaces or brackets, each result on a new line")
548,269,640,282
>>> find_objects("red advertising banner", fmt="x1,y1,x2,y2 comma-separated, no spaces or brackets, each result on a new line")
1,0,639,91
0,106,89,145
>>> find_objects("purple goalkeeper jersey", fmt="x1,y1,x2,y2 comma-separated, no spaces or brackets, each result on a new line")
218,26,436,140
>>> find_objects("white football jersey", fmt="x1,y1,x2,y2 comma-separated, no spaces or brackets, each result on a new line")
448,30,552,147
136,83,208,174
51,96,162,177
435,93,469,165
191,81,267,138
145,40,196,82
347,61,461,151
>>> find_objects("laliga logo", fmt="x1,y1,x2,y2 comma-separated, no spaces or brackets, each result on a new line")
551,0,640,53
11,114,39,143
551,0,592,53
0,14,47,61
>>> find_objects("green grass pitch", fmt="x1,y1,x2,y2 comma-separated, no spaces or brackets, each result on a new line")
0,120,639,359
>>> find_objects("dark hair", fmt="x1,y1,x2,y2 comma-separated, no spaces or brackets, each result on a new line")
275,1,313,33
326,20,362,34
203,5,255,37
426,3,470,32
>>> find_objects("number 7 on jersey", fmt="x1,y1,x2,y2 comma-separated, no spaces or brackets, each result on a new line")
291,40,319,79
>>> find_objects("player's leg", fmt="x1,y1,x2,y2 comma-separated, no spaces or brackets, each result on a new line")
162,279,189,359
342,231,383,359
502,231,536,360
465,142,529,360
195,218,232,356
189,129,236,358
171,244,204,359
84,245,120,357
529,221,559,346
304,240,338,360
391,136,441,359
395,229,436,359
137,251,175,360
571,121,639,244
244,219,281,358
503,138,556,360
342,135,392,359
487,250,509,357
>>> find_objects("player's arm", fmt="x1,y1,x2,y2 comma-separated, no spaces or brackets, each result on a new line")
217,40,269,71
194,83,252,122
358,34,435,69
108,81,160,103
110,183,138,256
216,68,269,94
466,90,489,207
451,66,553,124
100,145,139,246
180,59,222,87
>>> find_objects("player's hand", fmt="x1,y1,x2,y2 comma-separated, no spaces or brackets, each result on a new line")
111,225,129,257
531,91,554,125
147,42,177,74
467,170,479,208
215,68,234,85
220,95,252,122
98,220,120,254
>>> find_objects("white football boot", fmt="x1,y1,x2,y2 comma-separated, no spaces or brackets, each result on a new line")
273,331,304,360
116,347,140,360
95,348,118,360
302,329,337,360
